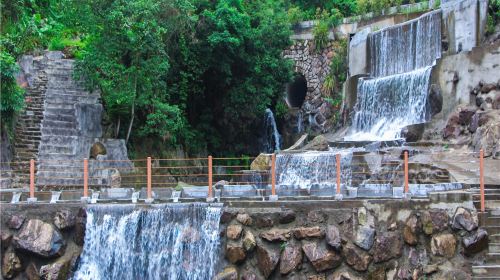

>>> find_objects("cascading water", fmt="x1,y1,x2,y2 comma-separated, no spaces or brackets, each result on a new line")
276,149,354,191
347,10,442,141
347,66,433,140
369,10,442,77
73,203,222,280
263,108,281,152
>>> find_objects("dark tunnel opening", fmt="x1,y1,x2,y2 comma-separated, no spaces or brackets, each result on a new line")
286,74,307,108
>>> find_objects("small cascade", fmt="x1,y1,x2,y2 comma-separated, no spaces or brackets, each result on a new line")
369,10,442,77
276,150,353,191
347,66,433,140
297,111,303,134
263,108,281,152
73,203,222,280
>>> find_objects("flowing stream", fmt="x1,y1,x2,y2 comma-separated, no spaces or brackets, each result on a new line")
73,203,222,280
263,108,281,152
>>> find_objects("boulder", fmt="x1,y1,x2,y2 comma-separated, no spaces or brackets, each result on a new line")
74,208,87,246
2,251,22,279
463,228,488,255
260,229,291,242
221,210,237,224
214,266,238,280
1,231,12,251
403,214,421,245
329,271,363,280
39,259,71,280
226,241,246,264
241,270,259,280
53,209,76,230
226,225,243,240
458,107,476,125
256,245,280,278
7,215,25,230
451,207,478,232
343,243,372,272
13,219,66,258
278,209,296,224
481,83,496,93
401,123,425,142
302,241,342,272
90,142,107,159
325,225,342,251
279,244,302,274
372,231,402,263
242,230,256,252
428,84,443,116
307,210,326,224
431,233,456,258
421,210,448,235
236,213,253,226
472,121,500,158
367,267,385,280
250,154,271,171
303,135,329,151
353,227,375,251
292,226,324,239
443,114,461,139
25,262,40,280
252,214,274,228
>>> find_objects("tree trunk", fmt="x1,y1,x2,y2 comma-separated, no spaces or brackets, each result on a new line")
115,117,121,138
126,74,138,144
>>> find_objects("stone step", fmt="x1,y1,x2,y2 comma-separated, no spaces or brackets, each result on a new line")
39,135,78,145
45,95,99,104
486,253,500,263
489,243,500,252
44,113,76,122
474,200,500,210
41,120,76,129
45,103,76,110
490,234,500,243
36,177,84,186
41,127,78,136
37,170,84,178
44,107,75,115
37,164,83,172
472,265,500,278
38,145,74,154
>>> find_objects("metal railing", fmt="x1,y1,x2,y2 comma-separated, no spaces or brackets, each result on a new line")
1,149,487,211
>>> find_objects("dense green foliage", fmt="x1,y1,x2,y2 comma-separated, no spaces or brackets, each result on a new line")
487,0,500,35
0,52,24,132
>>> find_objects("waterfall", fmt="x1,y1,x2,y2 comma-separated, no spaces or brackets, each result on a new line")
348,10,441,141
263,108,281,152
369,10,442,77
73,204,222,280
276,149,353,191
347,66,432,141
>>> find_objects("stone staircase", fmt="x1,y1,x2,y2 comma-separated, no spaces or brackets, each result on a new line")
36,57,100,187
11,57,48,188
471,185,500,279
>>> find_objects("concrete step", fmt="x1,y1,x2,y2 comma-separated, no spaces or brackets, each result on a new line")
38,145,74,154
44,107,75,115
40,135,78,146
44,113,76,122
486,253,500,263
472,265,500,278
37,170,84,178
474,200,500,210
45,95,99,105
489,243,500,253
45,103,76,110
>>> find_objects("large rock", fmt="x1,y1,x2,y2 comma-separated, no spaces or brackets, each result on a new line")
372,231,402,263
25,262,39,280
302,241,342,272
401,123,425,142
421,210,448,235
428,84,443,116
343,243,372,272
226,242,246,264
242,230,256,252
463,228,488,255
256,245,280,279
278,209,296,224
325,225,342,251
13,219,65,258
53,209,76,230
472,121,500,158
431,233,456,258
293,226,324,239
443,114,461,139
303,135,329,151
250,154,271,171
7,215,25,230
329,271,363,280
214,266,238,280
403,214,421,246
260,229,291,242
353,227,375,251
74,208,87,246
90,142,107,159
458,107,476,125
226,225,243,240
236,213,253,226
451,207,478,232
2,251,22,279
252,214,274,228
1,231,12,251
39,259,71,280
280,244,302,274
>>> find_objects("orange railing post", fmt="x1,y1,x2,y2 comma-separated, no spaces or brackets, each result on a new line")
480,149,485,212
404,151,409,198
336,154,341,195
146,157,153,203
83,158,89,201
208,156,213,199
28,159,36,202
270,153,278,201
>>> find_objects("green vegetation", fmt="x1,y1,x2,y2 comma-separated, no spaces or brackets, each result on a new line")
0,52,24,134
486,0,500,36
